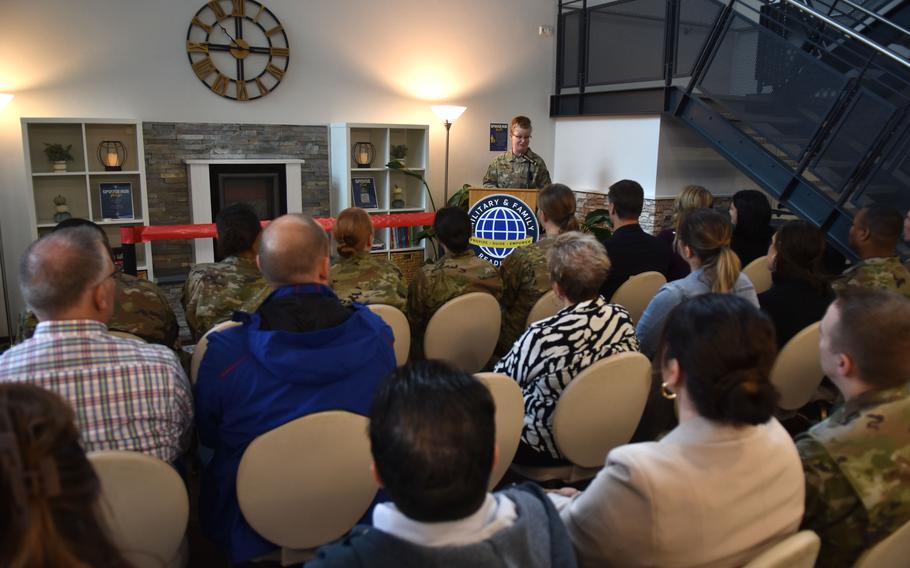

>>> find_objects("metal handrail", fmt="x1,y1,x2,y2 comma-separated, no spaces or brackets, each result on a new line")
839,0,910,39
783,0,910,70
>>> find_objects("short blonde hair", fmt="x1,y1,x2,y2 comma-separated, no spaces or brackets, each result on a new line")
673,185,714,233
334,207,373,258
547,232,611,304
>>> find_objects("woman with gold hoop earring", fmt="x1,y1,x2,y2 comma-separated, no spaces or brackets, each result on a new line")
551,294,803,568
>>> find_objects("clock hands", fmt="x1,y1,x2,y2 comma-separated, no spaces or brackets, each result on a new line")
217,22,242,48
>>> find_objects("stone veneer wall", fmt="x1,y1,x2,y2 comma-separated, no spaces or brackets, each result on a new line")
143,122,329,280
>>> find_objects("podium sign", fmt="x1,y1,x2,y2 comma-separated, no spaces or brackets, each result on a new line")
467,187,540,267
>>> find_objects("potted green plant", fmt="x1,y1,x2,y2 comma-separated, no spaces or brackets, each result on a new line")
43,143,74,172
390,144,408,165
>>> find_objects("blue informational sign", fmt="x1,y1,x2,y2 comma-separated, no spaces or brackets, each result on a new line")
99,183,134,220
490,123,508,152
468,193,540,267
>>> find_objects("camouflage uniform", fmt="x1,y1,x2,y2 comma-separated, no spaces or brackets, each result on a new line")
181,255,269,341
330,251,408,312
796,383,910,567
497,237,554,355
18,272,179,350
832,256,910,299
407,250,503,360
482,149,552,190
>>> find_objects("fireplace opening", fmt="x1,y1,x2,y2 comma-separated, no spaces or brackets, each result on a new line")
209,163,288,260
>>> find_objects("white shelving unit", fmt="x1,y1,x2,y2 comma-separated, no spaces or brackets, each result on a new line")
330,123,430,259
21,118,154,280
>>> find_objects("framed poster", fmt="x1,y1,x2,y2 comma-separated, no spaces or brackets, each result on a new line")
490,123,508,151
99,183,135,220
352,176,379,209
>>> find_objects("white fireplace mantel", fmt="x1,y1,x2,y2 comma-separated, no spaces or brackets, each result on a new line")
185,159,305,264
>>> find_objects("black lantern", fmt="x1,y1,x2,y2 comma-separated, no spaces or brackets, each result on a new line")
98,140,127,171
351,141,375,168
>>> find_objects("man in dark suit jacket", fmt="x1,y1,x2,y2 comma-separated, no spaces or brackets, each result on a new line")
599,179,671,301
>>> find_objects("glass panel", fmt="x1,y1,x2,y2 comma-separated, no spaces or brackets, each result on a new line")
850,113,910,213
675,0,724,77
560,11,582,88
587,0,666,85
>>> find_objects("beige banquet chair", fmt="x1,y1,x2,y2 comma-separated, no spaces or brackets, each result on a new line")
190,319,243,384
769,321,823,411
525,290,564,327
611,271,667,324
236,411,376,566
368,303,410,366
743,255,773,295
424,292,501,374
743,530,820,568
475,372,525,489
853,517,910,568
107,330,146,342
510,352,651,483
89,451,189,568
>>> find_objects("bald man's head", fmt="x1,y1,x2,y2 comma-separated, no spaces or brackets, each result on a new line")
258,214,329,286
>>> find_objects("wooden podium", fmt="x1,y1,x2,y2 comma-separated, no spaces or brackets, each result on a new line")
468,187,538,213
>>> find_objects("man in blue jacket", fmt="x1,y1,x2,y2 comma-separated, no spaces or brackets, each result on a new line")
195,213,397,563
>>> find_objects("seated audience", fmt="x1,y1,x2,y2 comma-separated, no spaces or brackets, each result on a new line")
730,189,774,267
599,179,671,301
195,213,396,563
495,232,638,466
407,207,502,359
330,207,407,311
553,294,804,567
182,203,269,341
656,185,714,281
498,183,578,354
636,209,757,357
309,361,577,568
833,205,910,299
759,220,833,347
797,288,910,567
18,218,179,349
0,384,134,568
0,226,192,463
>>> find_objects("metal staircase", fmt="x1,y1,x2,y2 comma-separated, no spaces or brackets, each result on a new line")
552,0,910,258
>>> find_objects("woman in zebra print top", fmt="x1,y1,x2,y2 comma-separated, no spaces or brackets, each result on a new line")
494,232,639,465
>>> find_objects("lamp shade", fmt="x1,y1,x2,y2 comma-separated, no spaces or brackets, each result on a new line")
431,105,467,124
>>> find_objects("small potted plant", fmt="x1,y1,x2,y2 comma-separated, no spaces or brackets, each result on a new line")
390,144,408,165
44,143,74,172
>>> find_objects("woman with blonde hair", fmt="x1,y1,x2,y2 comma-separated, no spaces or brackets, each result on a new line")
657,185,714,281
330,207,407,312
497,183,580,355
0,384,134,568
637,208,757,357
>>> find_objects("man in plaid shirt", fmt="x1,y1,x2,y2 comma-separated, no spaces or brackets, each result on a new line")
0,226,192,463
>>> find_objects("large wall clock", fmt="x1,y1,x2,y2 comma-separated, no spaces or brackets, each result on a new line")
186,0,290,101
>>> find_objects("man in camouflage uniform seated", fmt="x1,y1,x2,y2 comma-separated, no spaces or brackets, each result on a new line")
796,288,910,567
833,205,910,299
17,218,178,350
407,207,502,360
483,115,551,190
182,203,269,341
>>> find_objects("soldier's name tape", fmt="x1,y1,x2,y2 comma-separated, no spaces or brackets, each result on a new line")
469,236,534,247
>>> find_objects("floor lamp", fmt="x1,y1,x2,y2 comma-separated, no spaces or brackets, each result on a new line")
0,94,13,345
430,105,467,205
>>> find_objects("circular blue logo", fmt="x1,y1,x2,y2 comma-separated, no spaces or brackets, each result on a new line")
468,194,540,266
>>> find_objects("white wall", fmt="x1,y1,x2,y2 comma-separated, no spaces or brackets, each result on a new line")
552,116,661,195
0,0,558,319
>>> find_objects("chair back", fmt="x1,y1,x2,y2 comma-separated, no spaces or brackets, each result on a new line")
190,319,243,384
611,271,667,323
367,304,410,366
236,411,377,552
743,255,773,294
770,321,823,410
108,330,146,342
526,290,563,327
475,372,525,489
552,352,651,467
425,292,501,373
89,451,189,568
854,517,910,568
743,531,821,568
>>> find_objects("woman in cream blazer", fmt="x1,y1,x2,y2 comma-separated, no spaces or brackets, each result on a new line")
554,294,805,568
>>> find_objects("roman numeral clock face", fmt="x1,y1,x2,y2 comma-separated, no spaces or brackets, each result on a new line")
186,0,289,101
